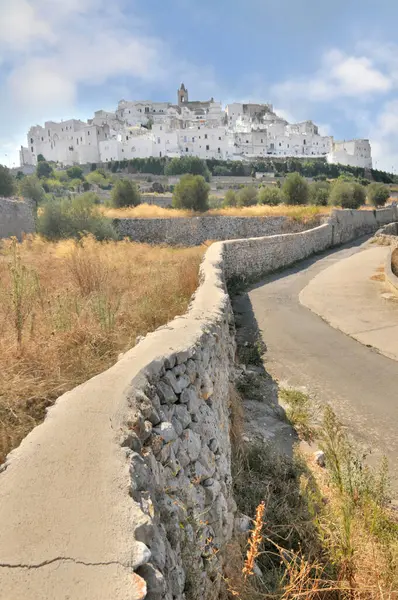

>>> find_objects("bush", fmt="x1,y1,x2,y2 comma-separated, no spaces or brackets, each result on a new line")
111,179,141,208
36,161,53,179
222,189,238,207
309,181,330,206
172,174,209,211
151,182,165,193
37,195,117,240
237,186,258,207
165,156,211,181
282,172,309,205
0,165,16,197
367,183,390,207
66,166,84,180
257,186,283,206
208,195,222,209
329,182,365,209
352,182,366,208
86,170,108,188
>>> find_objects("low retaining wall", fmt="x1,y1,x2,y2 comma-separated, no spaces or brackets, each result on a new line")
385,247,398,295
1,206,396,600
0,197,35,240
114,214,315,245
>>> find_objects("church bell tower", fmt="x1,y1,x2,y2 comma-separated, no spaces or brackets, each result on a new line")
178,83,188,106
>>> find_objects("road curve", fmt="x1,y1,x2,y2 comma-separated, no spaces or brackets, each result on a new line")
234,239,398,490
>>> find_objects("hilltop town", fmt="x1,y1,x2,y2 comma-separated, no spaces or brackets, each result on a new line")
20,83,372,169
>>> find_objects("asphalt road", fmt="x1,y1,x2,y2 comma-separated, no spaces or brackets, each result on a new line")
234,238,398,490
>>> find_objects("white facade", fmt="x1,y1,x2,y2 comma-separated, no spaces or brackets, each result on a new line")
327,140,372,170
20,84,372,169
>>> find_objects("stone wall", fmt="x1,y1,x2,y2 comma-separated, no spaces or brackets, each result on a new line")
0,197,35,240
1,206,397,600
114,214,316,246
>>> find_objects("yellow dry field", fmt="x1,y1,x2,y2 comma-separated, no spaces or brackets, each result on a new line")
0,235,204,463
104,203,330,222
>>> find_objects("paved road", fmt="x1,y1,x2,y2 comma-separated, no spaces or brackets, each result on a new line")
235,239,398,490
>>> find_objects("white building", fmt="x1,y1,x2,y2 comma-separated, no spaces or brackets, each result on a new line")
20,84,372,169
327,140,372,170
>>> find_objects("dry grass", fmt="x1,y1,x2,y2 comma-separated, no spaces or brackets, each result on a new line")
104,203,330,222
0,235,204,463
227,400,398,600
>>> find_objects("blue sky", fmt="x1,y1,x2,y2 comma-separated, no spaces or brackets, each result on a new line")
1,0,398,170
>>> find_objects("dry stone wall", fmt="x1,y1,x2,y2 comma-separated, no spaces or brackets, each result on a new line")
114,214,315,246
1,207,397,600
0,197,35,240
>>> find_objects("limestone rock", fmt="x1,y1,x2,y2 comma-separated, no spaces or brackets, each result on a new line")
153,421,178,444
314,450,326,467
181,429,201,462
157,381,178,404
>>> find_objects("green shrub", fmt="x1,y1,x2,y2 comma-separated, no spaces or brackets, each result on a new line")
282,172,309,205
257,186,283,206
18,175,45,205
208,195,222,209
222,189,238,207
44,178,65,194
352,182,366,208
172,174,209,211
111,179,141,208
309,181,330,206
66,166,84,180
237,186,258,207
86,170,108,188
36,161,53,179
367,183,390,207
53,170,68,182
0,165,16,197
329,182,365,209
37,195,117,240
165,156,211,181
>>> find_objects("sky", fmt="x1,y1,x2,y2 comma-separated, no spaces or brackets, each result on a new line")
1,0,398,170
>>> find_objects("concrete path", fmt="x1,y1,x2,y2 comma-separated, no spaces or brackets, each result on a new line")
234,239,398,490
300,245,398,361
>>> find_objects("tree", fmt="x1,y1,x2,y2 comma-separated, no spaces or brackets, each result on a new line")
367,183,390,207
328,182,361,209
282,172,309,205
309,181,330,206
165,157,211,181
172,174,209,211
111,179,141,208
222,189,238,207
36,161,53,179
66,166,84,180
351,182,366,208
257,186,283,206
0,165,16,197
237,186,258,207
19,175,45,206
37,154,46,162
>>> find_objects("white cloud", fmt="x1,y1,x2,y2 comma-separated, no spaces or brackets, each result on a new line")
273,49,392,101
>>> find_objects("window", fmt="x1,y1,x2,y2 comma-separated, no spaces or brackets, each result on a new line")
48,130,50,136
157,138,161,144
279,142,281,147
145,107,149,113
192,137,195,142
160,126,163,130
206,145,210,151
219,137,221,140
41,137,44,141
186,147,189,152
88,131,90,136
62,128,64,132
218,147,221,153
31,146,34,152
30,138,33,144
77,139,79,145
126,136,129,141
80,137,83,142
303,139,306,145
261,139,263,143
205,134,208,139
122,149,124,153
160,151,162,157
246,140,249,144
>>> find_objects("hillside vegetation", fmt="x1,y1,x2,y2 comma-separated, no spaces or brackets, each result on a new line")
0,236,204,463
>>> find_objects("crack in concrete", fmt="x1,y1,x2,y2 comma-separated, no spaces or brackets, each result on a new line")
0,557,130,570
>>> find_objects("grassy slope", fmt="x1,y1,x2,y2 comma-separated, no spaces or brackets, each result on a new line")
0,236,204,463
